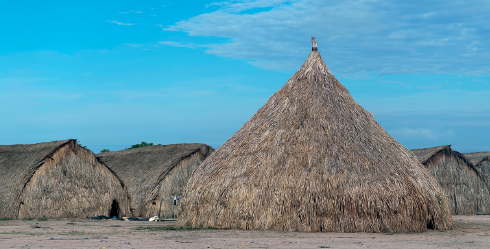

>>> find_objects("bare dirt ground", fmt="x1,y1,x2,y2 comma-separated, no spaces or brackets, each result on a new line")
1,215,489,249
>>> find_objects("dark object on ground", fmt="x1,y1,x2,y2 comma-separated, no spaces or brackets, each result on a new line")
127,217,150,221
48,238,90,240
90,215,111,220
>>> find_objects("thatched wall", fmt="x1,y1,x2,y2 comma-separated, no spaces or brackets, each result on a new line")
412,146,490,214
464,152,490,194
0,139,130,219
178,49,453,233
96,143,213,218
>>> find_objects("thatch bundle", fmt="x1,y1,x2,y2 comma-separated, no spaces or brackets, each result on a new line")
0,139,130,219
412,145,490,214
96,143,213,218
177,43,453,232
464,152,490,193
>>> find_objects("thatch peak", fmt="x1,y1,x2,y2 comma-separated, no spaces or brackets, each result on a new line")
293,48,331,77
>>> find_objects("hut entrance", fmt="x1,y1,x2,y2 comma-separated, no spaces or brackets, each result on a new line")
109,200,119,218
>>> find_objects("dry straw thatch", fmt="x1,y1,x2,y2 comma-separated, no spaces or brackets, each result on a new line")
0,139,130,219
96,143,213,218
178,41,453,233
412,145,490,214
464,152,490,193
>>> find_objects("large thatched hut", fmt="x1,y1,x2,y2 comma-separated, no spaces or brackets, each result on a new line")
412,145,490,214
177,39,453,233
0,139,130,220
464,152,490,193
96,143,213,218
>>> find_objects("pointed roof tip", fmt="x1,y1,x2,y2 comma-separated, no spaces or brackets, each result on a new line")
302,38,329,75
312,37,318,51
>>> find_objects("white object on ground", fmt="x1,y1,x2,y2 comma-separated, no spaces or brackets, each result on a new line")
149,216,159,221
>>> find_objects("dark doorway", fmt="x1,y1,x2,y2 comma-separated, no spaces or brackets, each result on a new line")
110,200,119,218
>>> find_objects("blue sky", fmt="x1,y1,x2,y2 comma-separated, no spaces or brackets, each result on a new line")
0,0,489,153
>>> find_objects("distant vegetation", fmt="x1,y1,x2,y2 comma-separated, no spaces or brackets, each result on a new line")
100,142,163,152
126,142,161,150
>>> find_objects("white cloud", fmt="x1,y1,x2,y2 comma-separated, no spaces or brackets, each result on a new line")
163,0,490,75
205,0,291,12
123,43,144,47
118,10,144,14
418,85,442,89
0,76,51,85
105,20,135,26
381,80,405,85
158,41,199,49
390,128,436,139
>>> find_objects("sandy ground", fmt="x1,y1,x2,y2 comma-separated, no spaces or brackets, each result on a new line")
1,215,489,249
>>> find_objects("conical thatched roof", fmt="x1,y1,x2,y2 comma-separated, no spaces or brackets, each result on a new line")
0,139,130,219
412,146,490,214
96,143,213,218
178,42,453,233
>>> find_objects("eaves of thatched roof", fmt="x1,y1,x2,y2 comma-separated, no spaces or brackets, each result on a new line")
411,145,451,165
96,143,213,216
0,139,75,218
464,152,490,166
412,145,481,176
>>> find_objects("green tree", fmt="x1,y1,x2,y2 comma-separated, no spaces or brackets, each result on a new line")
127,142,154,149
100,149,110,153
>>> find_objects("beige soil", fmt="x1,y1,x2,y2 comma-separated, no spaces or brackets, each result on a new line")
0,215,489,248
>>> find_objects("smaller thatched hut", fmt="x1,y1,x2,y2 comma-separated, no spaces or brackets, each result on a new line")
0,139,130,219
96,143,213,218
412,145,490,214
464,152,490,193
